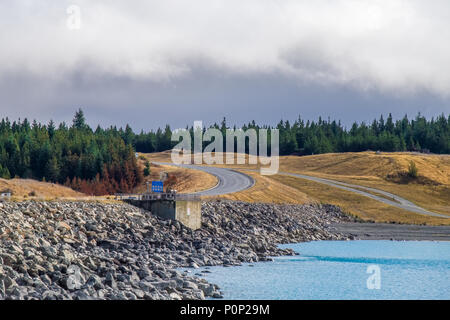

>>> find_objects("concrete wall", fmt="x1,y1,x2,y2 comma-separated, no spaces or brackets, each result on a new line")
150,200,176,221
175,200,202,230
125,199,201,230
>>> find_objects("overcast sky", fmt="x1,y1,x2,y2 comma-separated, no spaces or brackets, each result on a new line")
1,0,449,130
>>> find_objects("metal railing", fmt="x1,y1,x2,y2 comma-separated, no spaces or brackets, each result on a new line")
115,193,143,200
115,192,200,201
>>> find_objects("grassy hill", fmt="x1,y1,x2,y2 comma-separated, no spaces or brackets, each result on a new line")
144,151,450,225
275,152,450,221
143,151,314,204
279,152,450,185
134,155,218,194
0,178,85,199
0,154,219,201
6,150,446,225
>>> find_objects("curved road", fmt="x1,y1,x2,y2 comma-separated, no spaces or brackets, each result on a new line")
277,171,448,219
154,163,255,196
155,162,448,219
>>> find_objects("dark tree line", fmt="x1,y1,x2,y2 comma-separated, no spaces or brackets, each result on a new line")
1,110,448,195
0,109,142,195
127,113,450,156
273,113,450,155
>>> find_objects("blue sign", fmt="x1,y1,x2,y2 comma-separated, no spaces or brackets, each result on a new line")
151,181,164,193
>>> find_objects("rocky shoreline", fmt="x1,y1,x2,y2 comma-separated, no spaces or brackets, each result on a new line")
0,199,354,300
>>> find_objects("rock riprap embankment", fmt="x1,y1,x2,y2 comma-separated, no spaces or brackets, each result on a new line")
0,200,353,300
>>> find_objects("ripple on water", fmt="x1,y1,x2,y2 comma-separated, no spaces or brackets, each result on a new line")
189,241,450,300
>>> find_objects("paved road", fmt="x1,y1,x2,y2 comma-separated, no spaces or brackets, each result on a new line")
154,163,255,196
277,171,449,219
155,162,448,219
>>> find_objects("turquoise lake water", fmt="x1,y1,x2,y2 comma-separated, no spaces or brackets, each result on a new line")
189,241,450,300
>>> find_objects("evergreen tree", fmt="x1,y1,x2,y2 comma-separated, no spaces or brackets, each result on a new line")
73,108,87,130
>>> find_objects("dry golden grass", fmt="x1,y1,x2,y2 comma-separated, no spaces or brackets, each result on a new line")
0,178,85,199
279,151,450,184
271,175,450,225
274,152,449,223
223,152,450,219
303,173,450,216
137,150,449,177
273,152,450,216
141,150,175,163
136,154,218,194
143,151,450,224
0,152,217,201
212,171,312,204
143,151,253,167
143,151,312,203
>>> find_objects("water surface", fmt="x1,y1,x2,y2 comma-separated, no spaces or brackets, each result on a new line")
189,241,450,300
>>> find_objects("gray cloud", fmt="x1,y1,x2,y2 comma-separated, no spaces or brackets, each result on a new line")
1,70,447,131
0,1,449,128
1,0,450,95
